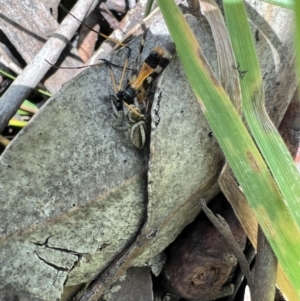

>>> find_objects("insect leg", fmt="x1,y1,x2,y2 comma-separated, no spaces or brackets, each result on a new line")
105,61,118,94
123,101,144,118
117,47,132,92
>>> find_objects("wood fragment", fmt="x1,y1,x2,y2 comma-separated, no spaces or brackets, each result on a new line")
77,8,101,62
100,2,120,30
252,226,278,301
0,0,85,92
0,0,99,134
199,199,253,293
0,43,23,75
162,199,246,300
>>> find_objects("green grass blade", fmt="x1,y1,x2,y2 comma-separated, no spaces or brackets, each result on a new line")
157,0,300,296
223,0,300,237
8,119,28,128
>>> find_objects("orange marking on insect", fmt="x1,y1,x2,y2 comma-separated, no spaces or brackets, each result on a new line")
129,64,155,90
129,47,165,90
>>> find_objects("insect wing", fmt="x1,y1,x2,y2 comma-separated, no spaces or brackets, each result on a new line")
130,26,148,79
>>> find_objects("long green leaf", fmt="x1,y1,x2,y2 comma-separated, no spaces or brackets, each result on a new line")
156,0,300,295
223,0,300,240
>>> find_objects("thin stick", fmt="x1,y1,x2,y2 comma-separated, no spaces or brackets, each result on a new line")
199,199,254,293
0,44,23,75
45,59,132,72
252,226,277,301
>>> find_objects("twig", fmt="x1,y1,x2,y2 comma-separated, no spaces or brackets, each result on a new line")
0,0,99,134
199,199,254,293
252,226,277,301
223,241,256,301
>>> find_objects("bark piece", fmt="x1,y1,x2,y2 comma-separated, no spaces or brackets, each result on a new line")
77,9,101,62
100,2,120,30
162,201,246,300
106,0,127,13
252,226,277,301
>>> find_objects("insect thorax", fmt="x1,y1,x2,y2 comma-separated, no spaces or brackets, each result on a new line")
116,86,136,104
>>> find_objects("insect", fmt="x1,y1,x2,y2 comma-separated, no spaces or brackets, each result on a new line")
108,32,175,149
48,5,175,149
